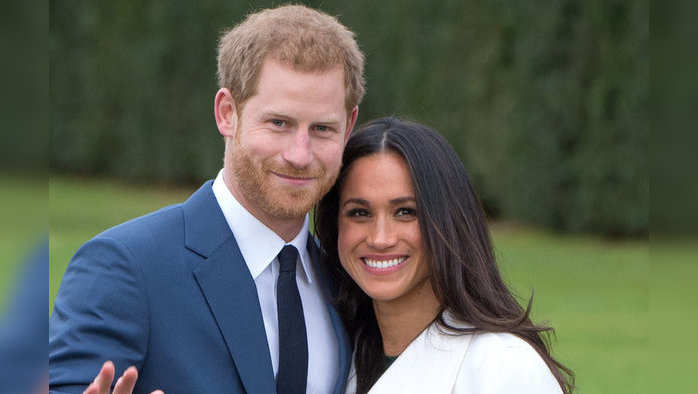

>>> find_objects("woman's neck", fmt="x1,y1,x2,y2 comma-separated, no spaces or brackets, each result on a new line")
372,278,441,357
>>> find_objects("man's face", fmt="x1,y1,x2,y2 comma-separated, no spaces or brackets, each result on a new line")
228,59,355,223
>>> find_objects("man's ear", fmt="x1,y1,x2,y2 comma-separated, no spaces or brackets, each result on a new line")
344,106,359,143
214,88,238,138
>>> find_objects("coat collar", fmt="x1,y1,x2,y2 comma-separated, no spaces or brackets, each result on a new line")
211,171,313,283
347,316,473,394
185,181,276,393
183,180,232,258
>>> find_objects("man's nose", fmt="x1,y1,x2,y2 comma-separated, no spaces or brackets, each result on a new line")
282,129,313,169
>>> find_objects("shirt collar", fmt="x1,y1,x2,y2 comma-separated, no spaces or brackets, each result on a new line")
212,170,313,283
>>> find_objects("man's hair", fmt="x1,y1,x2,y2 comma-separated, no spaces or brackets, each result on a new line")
217,5,365,112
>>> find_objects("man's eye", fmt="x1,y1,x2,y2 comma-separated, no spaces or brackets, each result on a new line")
271,119,285,127
313,125,330,132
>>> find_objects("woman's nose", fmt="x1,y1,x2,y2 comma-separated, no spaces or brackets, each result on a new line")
367,217,397,249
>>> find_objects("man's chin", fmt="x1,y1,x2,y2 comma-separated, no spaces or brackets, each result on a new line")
275,199,315,218
257,190,313,218
261,179,333,218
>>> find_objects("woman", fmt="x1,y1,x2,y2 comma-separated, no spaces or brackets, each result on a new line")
315,117,574,394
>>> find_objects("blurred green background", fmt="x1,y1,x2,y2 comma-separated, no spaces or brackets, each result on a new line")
51,0,648,236
40,0,662,393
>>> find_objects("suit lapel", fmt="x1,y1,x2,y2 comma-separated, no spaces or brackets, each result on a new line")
307,237,352,394
185,181,276,394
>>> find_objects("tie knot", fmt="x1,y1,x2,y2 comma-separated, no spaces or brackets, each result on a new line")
278,245,298,273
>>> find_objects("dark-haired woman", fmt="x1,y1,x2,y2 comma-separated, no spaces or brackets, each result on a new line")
315,117,574,394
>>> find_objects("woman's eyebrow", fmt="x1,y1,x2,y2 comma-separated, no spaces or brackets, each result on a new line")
389,196,416,205
341,198,369,207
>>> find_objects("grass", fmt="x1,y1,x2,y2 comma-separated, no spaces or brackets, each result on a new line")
646,241,697,392
491,223,649,393
40,176,669,393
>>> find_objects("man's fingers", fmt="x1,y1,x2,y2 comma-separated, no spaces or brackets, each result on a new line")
112,366,138,394
82,382,98,394
82,363,148,394
89,361,115,394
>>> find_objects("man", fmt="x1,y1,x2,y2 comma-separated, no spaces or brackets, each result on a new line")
49,5,364,394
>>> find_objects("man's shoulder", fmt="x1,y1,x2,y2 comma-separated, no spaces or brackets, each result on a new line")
96,202,185,244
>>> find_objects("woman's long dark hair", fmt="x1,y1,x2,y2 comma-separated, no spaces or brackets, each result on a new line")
315,117,574,393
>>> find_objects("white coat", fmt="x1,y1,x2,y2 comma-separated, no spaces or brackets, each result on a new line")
345,319,563,394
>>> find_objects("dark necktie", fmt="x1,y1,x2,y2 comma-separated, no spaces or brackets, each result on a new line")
276,245,308,394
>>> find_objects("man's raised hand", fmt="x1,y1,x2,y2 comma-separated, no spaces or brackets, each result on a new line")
82,361,163,394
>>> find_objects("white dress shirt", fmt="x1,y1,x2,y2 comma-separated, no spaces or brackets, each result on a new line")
212,170,338,394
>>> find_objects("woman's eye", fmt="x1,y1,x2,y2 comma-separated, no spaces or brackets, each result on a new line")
396,207,416,217
346,208,370,217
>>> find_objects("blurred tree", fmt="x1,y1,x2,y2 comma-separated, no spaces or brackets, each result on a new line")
2,1,47,173
469,0,648,236
50,0,647,236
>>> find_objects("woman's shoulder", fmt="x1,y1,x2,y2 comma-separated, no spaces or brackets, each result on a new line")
454,332,562,394
468,331,541,357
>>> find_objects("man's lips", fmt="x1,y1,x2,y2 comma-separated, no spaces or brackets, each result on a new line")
271,171,316,185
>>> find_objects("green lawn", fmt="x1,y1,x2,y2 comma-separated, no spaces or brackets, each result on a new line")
42,176,666,393
491,224,649,393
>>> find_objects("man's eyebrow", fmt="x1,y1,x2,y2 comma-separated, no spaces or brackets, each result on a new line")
341,198,369,207
259,111,292,120
313,118,342,126
258,111,342,125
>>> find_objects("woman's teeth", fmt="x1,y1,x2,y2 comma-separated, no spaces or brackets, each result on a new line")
363,257,407,269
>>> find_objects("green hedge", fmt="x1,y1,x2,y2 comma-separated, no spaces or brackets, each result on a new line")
51,0,647,236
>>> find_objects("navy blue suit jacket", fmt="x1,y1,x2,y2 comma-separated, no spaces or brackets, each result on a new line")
49,181,351,394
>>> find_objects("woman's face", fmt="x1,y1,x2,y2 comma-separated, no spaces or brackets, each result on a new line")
337,152,430,304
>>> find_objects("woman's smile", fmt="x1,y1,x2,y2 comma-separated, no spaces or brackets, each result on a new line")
361,255,408,273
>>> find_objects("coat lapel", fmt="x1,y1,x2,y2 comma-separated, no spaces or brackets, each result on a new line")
307,237,352,394
185,181,276,394
368,323,473,394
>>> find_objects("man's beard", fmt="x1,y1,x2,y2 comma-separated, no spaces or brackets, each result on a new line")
230,140,338,220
